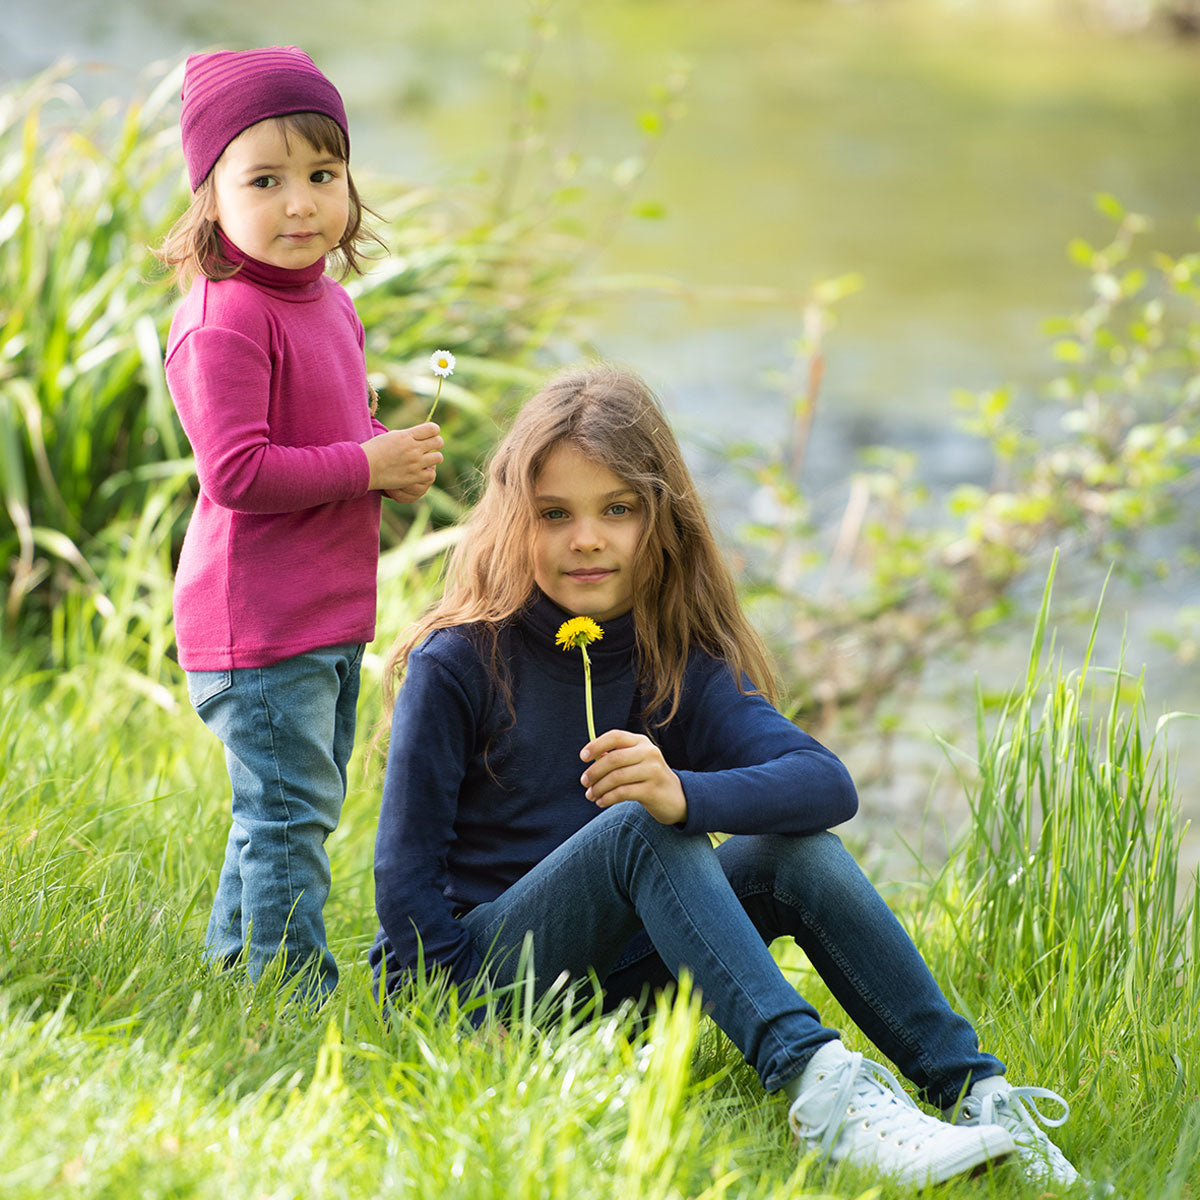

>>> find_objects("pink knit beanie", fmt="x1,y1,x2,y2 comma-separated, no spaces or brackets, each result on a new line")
180,46,349,190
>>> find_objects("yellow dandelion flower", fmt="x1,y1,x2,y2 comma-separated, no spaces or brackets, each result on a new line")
555,616,604,651
555,617,605,740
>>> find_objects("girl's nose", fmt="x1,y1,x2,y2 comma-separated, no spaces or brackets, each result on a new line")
570,518,604,551
286,184,317,216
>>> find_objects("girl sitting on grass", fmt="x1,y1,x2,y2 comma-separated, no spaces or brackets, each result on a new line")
369,363,1078,1188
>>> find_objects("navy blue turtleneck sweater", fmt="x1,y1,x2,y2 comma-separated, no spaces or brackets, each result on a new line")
370,593,858,993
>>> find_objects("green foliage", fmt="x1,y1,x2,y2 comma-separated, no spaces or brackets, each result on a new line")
918,563,1199,1195
952,561,1196,1005
0,65,189,637
738,198,1200,733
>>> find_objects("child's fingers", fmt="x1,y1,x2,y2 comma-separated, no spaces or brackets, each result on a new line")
580,745,644,791
580,729,642,762
585,755,687,824
585,762,650,804
580,745,653,793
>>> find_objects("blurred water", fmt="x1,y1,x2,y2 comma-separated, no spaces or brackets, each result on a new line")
6,0,1197,869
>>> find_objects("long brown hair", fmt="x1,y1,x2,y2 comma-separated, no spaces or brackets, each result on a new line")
383,362,778,723
155,112,382,290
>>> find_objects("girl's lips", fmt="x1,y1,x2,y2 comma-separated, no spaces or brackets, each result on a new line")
567,569,613,582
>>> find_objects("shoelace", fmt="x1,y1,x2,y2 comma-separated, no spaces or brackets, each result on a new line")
788,1050,928,1156
968,1085,1073,1173
971,1085,1070,1136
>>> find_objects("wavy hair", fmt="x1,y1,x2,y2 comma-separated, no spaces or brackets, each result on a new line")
155,112,382,290
383,362,777,724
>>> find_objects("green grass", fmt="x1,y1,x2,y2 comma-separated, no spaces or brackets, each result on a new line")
1,570,1196,1199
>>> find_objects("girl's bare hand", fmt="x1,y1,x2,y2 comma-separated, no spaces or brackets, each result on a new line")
382,472,436,504
363,422,443,492
579,730,687,826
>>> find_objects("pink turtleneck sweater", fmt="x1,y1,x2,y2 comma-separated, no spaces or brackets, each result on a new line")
165,246,387,670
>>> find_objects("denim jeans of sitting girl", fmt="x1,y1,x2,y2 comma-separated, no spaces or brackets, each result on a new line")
187,642,364,999
460,803,1003,1103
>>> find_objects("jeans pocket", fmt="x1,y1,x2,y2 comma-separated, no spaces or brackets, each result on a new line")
187,669,233,710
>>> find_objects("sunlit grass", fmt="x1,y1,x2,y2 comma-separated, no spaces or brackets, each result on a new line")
2,567,1197,1198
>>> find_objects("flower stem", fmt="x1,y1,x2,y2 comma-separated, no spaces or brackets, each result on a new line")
425,377,444,423
582,644,596,742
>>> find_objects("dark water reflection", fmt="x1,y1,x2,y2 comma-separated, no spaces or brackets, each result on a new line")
6,0,1198,864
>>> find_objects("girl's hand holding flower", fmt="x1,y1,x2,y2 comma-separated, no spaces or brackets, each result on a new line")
364,422,443,495
556,617,686,821
580,730,688,825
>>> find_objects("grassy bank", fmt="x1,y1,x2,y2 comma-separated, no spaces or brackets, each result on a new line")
1,577,1196,1199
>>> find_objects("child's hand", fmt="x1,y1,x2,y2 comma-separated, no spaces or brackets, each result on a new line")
363,423,443,494
382,481,433,504
580,730,687,826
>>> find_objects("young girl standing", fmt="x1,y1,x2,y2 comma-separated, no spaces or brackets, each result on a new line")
159,46,444,998
370,364,1080,1187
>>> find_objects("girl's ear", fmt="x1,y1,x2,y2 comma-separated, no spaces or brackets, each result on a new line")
195,178,219,222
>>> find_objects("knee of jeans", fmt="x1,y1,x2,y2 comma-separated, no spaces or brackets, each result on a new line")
601,800,668,839
601,803,712,873
592,802,684,858
756,830,854,892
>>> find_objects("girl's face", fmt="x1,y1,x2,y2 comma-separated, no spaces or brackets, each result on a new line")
531,442,644,623
208,118,349,270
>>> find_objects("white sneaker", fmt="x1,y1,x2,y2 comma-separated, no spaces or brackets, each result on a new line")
787,1041,1016,1186
946,1076,1079,1187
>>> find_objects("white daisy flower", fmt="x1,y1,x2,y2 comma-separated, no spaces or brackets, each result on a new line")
426,351,456,421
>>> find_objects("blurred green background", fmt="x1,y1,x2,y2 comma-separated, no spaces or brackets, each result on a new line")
7,0,1198,416
3,0,1197,863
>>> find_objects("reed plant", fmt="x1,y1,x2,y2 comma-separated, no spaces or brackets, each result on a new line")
912,558,1200,1194
937,560,1197,1017
0,63,189,637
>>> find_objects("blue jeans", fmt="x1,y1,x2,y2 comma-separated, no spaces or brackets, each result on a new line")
187,642,364,997
461,804,1002,1104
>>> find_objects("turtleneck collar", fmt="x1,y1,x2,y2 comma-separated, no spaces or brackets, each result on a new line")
518,590,638,683
216,229,327,298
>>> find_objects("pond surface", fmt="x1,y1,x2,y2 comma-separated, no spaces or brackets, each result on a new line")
6,0,1198,865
